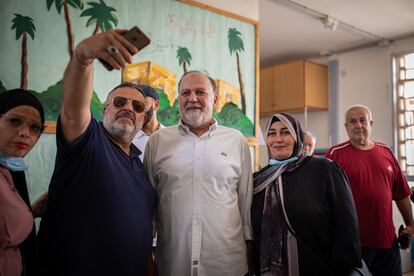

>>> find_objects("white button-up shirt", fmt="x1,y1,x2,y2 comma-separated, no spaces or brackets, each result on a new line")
144,121,253,276
132,124,164,162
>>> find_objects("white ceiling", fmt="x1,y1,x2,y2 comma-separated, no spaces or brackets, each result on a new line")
260,0,414,67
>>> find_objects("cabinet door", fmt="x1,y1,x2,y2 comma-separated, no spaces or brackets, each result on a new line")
273,61,304,112
304,62,328,109
260,67,275,114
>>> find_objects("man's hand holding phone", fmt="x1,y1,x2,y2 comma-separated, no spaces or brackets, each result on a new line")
74,27,150,71
99,26,151,70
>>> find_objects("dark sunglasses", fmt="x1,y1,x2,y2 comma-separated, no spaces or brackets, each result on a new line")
0,113,44,136
111,96,145,113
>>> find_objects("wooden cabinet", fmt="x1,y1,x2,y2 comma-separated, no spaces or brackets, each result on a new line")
259,67,274,114
260,60,328,116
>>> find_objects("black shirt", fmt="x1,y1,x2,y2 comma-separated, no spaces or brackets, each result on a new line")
251,156,361,276
38,118,157,276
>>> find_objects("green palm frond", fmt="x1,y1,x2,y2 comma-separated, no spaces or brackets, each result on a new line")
46,0,63,13
46,0,57,11
227,27,244,55
176,47,192,66
11,14,36,40
80,0,118,31
47,0,83,14
68,0,84,9
86,16,95,27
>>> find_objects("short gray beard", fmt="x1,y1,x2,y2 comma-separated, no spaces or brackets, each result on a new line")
103,117,142,144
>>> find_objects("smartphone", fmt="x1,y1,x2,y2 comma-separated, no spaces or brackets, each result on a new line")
99,26,151,71
398,224,410,248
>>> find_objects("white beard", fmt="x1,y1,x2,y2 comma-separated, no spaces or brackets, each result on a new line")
180,104,213,128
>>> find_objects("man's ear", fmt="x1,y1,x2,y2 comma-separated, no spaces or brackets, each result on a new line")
143,113,149,125
213,93,218,107
154,99,160,110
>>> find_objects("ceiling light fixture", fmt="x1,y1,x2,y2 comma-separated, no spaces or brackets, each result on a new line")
274,0,391,41
320,50,333,56
377,38,392,47
322,16,339,32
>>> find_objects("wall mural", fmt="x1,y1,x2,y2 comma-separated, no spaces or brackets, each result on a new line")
1,0,258,136
0,0,259,198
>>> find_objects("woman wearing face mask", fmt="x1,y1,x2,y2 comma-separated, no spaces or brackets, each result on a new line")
0,89,46,276
251,113,362,276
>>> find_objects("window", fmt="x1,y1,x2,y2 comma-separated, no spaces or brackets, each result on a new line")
396,52,414,178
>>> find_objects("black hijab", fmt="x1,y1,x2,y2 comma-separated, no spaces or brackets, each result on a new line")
0,89,45,123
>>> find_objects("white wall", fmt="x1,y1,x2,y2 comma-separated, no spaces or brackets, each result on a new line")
335,36,414,147
192,0,259,21
335,46,392,145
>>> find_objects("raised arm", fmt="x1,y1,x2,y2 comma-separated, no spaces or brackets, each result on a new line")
61,29,138,143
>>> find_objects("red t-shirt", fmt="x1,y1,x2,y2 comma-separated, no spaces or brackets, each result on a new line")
326,141,410,248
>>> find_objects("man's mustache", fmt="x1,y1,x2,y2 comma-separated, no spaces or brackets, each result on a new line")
186,103,203,110
116,109,136,123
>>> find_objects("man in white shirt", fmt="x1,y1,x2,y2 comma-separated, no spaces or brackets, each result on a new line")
132,84,163,161
144,71,253,276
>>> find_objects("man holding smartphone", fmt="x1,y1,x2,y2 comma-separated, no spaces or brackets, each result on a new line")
38,29,157,276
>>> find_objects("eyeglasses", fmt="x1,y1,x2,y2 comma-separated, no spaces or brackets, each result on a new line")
110,96,145,113
0,113,44,136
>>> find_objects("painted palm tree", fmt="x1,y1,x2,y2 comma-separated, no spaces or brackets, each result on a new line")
227,27,246,114
11,14,36,90
46,0,84,57
176,47,192,74
80,0,118,35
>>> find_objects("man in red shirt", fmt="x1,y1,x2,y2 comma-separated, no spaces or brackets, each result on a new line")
326,105,414,276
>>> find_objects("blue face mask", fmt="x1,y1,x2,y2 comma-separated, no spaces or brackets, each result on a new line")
0,153,28,171
269,156,298,166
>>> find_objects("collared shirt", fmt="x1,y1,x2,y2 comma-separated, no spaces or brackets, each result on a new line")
132,124,164,161
144,120,253,276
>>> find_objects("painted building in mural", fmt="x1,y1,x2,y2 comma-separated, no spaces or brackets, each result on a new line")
123,61,176,107
215,79,241,112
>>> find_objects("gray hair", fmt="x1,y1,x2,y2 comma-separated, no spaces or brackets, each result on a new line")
177,70,217,94
345,104,373,121
303,130,317,143
105,82,145,105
